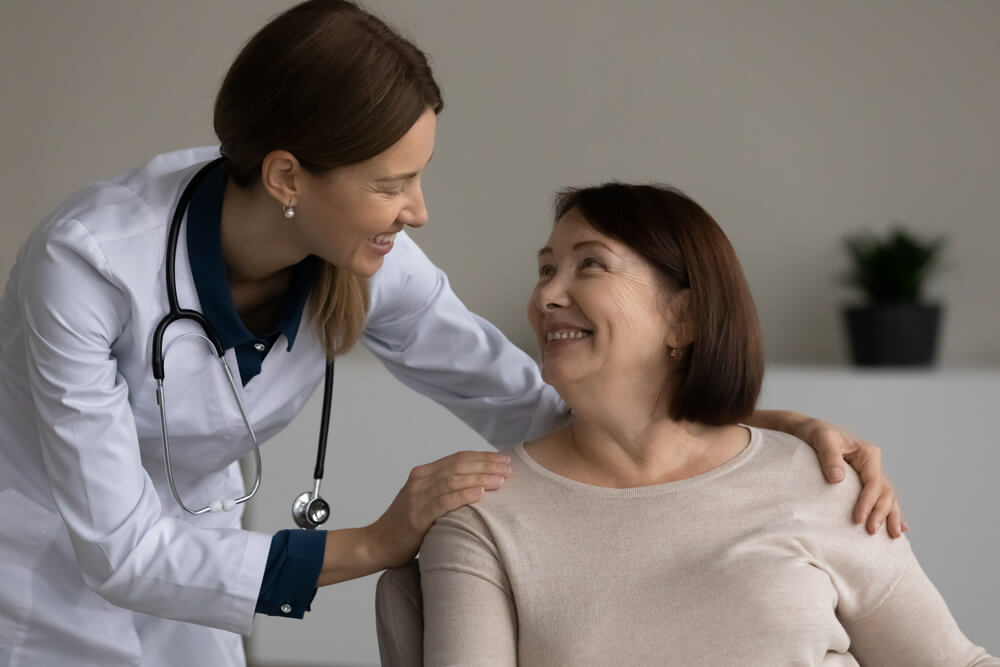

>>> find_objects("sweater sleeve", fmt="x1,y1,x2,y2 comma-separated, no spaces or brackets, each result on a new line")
793,457,998,666
840,550,999,666
419,507,518,667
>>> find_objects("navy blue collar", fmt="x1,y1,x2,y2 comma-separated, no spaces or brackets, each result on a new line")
186,160,315,378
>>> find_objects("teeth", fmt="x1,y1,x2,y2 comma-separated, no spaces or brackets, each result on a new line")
546,330,591,342
372,232,397,245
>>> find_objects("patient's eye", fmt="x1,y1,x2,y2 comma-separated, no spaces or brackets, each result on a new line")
580,257,604,270
538,264,555,278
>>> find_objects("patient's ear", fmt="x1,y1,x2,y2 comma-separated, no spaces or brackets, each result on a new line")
663,287,695,349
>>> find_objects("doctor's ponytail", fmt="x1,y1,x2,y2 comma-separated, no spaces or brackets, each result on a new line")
213,0,444,357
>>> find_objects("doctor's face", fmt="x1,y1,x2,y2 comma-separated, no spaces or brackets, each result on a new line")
528,210,681,396
295,108,436,277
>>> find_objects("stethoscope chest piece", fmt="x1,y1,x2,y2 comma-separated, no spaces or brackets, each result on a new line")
292,482,330,529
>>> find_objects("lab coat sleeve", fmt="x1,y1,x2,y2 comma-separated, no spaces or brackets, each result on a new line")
19,218,272,635
363,232,566,447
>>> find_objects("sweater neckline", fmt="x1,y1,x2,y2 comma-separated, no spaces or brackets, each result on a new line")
513,425,761,498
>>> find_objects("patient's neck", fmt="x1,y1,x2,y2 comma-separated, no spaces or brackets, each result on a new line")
529,386,749,488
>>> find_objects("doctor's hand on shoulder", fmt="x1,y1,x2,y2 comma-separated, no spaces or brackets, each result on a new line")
320,450,512,586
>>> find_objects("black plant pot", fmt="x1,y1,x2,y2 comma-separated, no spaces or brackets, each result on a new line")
844,303,943,367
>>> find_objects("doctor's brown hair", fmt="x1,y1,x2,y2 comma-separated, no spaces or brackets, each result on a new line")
214,0,444,358
554,184,763,425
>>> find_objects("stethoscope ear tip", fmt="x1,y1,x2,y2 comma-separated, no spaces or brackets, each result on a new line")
209,498,238,513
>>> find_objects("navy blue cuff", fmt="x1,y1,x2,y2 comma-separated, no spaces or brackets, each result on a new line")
255,529,326,618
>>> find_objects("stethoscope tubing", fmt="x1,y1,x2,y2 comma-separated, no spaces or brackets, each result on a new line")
153,158,227,381
152,157,331,525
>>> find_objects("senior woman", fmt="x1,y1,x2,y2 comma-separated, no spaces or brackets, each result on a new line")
411,184,998,666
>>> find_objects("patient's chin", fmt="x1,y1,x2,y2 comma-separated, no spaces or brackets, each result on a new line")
540,362,587,397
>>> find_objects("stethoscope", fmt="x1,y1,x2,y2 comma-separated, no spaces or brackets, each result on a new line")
151,158,332,529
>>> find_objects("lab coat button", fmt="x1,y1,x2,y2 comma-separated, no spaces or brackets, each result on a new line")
280,603,292,614
253,342,266,352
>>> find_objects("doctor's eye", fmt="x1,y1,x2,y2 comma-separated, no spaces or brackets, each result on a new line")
371,181,405,196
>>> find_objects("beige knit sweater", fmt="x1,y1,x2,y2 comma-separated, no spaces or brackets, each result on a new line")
419,427,997,666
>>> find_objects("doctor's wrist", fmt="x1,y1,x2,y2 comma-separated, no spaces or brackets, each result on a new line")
317,526,383,587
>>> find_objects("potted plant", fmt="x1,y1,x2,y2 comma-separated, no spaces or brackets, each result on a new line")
841,225,946,366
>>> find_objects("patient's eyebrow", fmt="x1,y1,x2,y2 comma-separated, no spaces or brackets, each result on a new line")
537,240,618,257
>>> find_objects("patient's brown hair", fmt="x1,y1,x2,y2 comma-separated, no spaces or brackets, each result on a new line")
554,183,763,425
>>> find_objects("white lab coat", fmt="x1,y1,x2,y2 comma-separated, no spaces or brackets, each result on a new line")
0,148,565,666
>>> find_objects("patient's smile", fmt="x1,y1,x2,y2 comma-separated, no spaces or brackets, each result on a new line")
546,329,592,342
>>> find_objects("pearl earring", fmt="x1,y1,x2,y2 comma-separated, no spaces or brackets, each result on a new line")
669,347,683,360
283,203,296,219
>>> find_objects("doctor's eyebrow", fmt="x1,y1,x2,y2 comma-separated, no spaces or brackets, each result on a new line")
374,172,417,184
374,153,434,183
537,240,619,257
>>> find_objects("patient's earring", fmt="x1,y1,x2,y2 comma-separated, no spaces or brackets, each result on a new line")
669,346,684,360
282,201,296,219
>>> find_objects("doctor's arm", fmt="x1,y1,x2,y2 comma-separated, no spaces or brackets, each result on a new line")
20,220,273,634
260,449,513,611
315,448,512,583
363,232,565,447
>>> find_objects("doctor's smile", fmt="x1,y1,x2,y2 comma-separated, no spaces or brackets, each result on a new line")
7,1,974,666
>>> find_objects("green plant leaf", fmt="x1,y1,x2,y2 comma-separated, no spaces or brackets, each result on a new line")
840,225,945,303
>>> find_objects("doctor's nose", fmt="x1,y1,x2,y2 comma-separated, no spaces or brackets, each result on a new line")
398,187,428,229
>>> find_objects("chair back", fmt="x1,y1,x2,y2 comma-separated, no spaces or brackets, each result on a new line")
375,560,424,667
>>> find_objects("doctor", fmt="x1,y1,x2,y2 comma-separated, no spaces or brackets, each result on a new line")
0,1,904,666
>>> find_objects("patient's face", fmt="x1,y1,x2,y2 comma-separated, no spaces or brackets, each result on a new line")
529,209,676,394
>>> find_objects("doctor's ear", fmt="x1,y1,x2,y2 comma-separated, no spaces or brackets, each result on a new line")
260,150,303,206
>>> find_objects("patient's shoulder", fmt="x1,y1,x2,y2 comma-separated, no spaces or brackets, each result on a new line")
753,427,864,496
745,428,884,548
424,445,542,527
423,442,561,553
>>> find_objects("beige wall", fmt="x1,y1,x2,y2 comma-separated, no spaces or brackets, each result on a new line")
2,0,998,366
